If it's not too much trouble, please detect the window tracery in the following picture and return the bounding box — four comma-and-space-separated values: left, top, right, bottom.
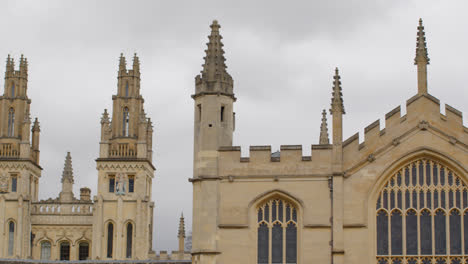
257, 198, 297, 264
376, 159, 468, 264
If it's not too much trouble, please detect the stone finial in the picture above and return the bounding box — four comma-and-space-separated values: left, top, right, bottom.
414, 18, 430, 66
330, 67, 345, 115
61, 152, 74, 183
133, 53, 140, 73
32, 118, 40, 132
201, 20, 228, 81
101, 109, 110, 124
178, 213, 185, 238
319, 109, 330, 144
119, 53, 126, 73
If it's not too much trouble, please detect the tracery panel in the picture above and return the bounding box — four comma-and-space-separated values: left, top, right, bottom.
376, 159, 468, 263
257, 199, 297, 264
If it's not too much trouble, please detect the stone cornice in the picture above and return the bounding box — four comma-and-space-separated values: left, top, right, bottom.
96, 158, 156, 171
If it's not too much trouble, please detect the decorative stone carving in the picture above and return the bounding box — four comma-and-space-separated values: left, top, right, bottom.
418, 120, 429, 130
115, 173, 127, 195
0, 173, 9, 193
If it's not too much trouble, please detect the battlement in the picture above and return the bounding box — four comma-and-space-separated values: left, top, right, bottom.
342, 93, 467, 169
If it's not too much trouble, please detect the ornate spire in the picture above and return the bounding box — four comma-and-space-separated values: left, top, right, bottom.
119, 53, 126, 73
178, 213, 185, 238
414, 18, 429, 66
319, 109, 330, 144
330, 67, 345, 115
133, 53, 140, 73
201, 20, 229, 81
101, 109, 110, 124
32, 118, 40, 132
61, 152, 74, 183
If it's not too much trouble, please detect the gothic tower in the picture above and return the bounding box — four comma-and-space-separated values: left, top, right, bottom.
191, 20, 235, 264
92, 54, 155, 260
0, 55, 41, 258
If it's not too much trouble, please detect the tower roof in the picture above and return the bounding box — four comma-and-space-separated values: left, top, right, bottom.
201, 20, 230, 81
414, 18, 430, 65
319, 109, 330, 144
61, 152, 74, 183
330, 67, 345, 114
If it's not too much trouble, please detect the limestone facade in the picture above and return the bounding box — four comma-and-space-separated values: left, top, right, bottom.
190, 20, 468, 264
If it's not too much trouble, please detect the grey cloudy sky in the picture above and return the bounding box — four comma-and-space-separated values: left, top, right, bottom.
1, 0, 467, 252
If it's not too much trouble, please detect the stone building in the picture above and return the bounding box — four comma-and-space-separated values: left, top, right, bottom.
190, 19, 468, 264
0, 54, 189, 262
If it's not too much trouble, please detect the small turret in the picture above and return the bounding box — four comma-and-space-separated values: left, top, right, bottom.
19, 54, 28, 79
5, 54, 14, 75
119, 53, 126, 74
133, 53, 140, 75
80, 187, 91, 201
414, 18, 430, 94
31, 118, 40, 163
178, 213, 186, 256
319, 109, 330, 144
59, 152, 75, 202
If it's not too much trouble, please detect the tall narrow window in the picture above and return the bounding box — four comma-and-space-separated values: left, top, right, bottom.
60, 242, 70, 260
79, 242, 89, 260
109, 176, 115, 193
40, 241, 51, 260
8, 108, 14, 137
11, 175, 17, 192
122, 107, 129, 136
125, 82, 129, 97
126, 223, 133, 258
220, 106, 225, 122
107, 223, 114, 258
8, 221, 14, 256
197, 104, 202, 122
257, 199, 297, 264
128, 176, 134, 193
376, 158, 468, 263
11, 84, 15, 97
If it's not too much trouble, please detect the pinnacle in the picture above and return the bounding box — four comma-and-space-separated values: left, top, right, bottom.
201, 19, 229, 81
101, 109, 110, 124
61, 152, 74, 183
414, 18, 429, 65
178, 212, 185, 238
319, 109, 330, 144
32, 118, 40, 132
119, 53, 126, 72
133, 53, 140, 70
330, 67, 345, 115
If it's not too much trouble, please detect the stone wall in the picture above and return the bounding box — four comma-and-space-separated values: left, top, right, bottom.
0, 259, 191, 264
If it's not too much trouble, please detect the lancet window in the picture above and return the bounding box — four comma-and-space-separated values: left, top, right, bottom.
79, 242, 89, 260
59, 241, 70, 260
257, 199, 297, 264
126, 223, 133, 258
11, 83, 15, 97
122, 107, 129, 136
107, 223, 114, 258
40, 241, 51, 260
376, 158, 468, 264
8, 221, 14, 256
8, 108, 14, 137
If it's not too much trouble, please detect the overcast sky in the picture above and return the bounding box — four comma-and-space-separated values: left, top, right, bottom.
1, 0, 467, 252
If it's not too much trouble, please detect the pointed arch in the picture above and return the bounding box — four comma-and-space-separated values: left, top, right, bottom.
105, 220, 115, 259
7, 108, 14, 137
122, 107, 129, 136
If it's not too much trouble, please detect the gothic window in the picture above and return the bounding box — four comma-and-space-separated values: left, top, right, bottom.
60, 241, 70, 260
220, 106, 225, 122
125, 82, 129, 97
40, 241, 51, 260
376, 159, 468, 263
8, 108, 14, 137
126, 223, 133, 258
8, 221, 14, 256
79, 242, 89, 260
109, 176, 115, 193
107, 222, 114, 258
11, 84, 15, 97
128, 176, 134, 193
11, 175, 17, 192
122, 107, 129, 136
257, 199, 297, 264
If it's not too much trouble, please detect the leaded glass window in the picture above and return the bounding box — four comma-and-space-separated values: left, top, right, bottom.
79, 242, 89, 260
60, 242, 70, 260
126, 223, 133, 258
257, 199, 297, 264
376, 159, 468, 263
40, 241, 51, 260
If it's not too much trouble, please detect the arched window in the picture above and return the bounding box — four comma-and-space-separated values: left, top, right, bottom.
257, 199, 297, 264
40, 241, 51, 260
126, 223, 133, 258
11, 83, 15, 97
8, 108, 14, 137
122, 107, 129, 136
107, 223, 114, 258
376, 159, 468, 264
79, 242, 89, 260
125, 82, 129, 97
8, 221, 14, 256
59, 241, 70, 260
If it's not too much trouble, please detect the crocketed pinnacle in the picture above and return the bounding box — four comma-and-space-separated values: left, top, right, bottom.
133, 53, 140, 72
5, 54, 14, 73
178, 213, 185, 238
319, 109, 330, 144
414, 18, 429, 65
32, 118, 40, 132
61, 152, 74, 183
201, 20, 229, 81
330, 67, 345, 115
119, 53, 126, 72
